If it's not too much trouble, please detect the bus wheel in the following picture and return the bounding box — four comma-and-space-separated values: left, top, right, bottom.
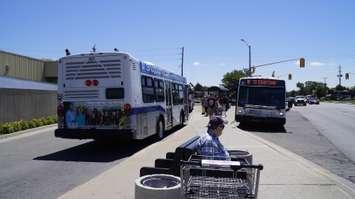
156, 119, 165, 140
179, 112, 185, 126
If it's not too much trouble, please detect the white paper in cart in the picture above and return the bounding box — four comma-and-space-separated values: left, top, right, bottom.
201, 159, 241, 167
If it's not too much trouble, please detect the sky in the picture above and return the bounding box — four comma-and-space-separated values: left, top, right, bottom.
1, 0, 355, 90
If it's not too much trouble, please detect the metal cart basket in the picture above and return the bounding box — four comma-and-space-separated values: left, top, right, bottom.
180, 156, 263, 199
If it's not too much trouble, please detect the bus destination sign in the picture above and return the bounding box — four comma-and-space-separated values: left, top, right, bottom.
242, 79, 284, 87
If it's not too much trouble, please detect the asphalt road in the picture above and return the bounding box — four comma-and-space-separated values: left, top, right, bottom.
295, 103, 355, 163
1, 103, 355, 198
0, 127, 160, 199
242, 103, 355, 184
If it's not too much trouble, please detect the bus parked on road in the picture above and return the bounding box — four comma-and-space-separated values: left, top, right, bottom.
55, 52, 189, 140
235, 77, 287, 126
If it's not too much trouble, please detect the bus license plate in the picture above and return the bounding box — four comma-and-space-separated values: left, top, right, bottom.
247, 109, 261, 116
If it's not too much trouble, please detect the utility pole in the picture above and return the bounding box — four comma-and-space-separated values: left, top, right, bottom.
180, 47, 184, 76
248, 45, 251, 76
337, 65, 342, 86
240, 39, 252, 76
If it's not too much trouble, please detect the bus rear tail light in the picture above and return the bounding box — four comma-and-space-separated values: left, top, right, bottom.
123, 103, 131, 114
93, 79, 99, 86
85, 80, 92, 86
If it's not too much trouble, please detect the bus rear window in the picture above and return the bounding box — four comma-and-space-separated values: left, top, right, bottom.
106, 88, 124, 99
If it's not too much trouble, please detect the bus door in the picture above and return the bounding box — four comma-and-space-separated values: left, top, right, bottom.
184, 85, 189, 118
165, 81, 173, 128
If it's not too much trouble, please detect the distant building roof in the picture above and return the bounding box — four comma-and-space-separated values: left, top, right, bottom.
0, 76, 57, 91
0, 49, 46, 62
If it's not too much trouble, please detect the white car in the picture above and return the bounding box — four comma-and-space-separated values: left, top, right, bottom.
295, 96, 307, 106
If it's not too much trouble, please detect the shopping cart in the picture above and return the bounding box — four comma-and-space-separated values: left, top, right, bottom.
180, 155, 263, 199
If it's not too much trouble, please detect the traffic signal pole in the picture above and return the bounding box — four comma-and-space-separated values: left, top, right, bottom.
248, 45, 251, 76
337, 65, 342, 86
253, 58, 302, 68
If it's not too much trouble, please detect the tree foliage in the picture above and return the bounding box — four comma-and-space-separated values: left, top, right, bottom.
291, 81, 329, 98
221, 70, 247, 91
193, 83, 204, 91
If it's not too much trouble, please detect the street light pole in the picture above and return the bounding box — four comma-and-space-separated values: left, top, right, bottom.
241, 39, 252, 76
248, 45, 251, 76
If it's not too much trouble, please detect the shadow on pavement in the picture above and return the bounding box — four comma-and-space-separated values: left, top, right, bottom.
237, 122, 287, 133
34, 125, 186, 163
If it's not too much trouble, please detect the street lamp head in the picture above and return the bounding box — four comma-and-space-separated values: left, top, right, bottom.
240, 38, 249, 46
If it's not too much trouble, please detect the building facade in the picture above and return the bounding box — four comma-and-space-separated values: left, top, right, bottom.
0, 50, 58, 83
0, 50, 58, 124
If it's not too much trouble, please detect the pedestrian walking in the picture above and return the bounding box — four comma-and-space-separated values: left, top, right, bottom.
206, 95, 217, 119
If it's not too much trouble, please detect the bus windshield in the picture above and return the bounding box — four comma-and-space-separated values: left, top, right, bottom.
238, 86, 285, 108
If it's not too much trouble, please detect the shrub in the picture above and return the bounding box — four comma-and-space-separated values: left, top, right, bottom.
28, 121, 36, 128
0, 115, 57, 135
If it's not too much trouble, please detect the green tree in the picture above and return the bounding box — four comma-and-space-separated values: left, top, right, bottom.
335, 84, 347, 91
287, 90, 298, 97
296, 82, 305, 95
304, 81, 329, 98
193, 83, 204, 91
221, 70, 247, 91
295, 81, 329, 98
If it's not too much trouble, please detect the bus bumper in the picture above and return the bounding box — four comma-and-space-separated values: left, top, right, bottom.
235, 115, 286, 125
54, 128, 133, 140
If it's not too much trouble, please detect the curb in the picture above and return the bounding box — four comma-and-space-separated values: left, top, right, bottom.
241, 128, 355, 196
0, 124, 57, 140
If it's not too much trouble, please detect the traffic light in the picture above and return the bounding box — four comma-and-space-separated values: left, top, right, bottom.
345, 73, 350, 80
299, 58, 305, 68
288, 73, 292, 80
272, 71, 275, 77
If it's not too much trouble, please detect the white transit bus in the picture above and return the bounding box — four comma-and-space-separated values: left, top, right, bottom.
55, 52, 189, 140
235, 77, 287, 126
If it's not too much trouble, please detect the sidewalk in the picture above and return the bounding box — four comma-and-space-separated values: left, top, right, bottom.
59, 107, 355, 199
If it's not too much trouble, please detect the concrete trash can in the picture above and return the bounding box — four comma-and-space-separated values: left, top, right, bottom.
229, 150, 253, 164
135, 174, 182, 199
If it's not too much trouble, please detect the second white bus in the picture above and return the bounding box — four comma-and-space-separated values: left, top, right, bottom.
235, 77, 287, 126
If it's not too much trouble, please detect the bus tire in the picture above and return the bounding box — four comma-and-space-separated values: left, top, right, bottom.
156, 118, 165, 140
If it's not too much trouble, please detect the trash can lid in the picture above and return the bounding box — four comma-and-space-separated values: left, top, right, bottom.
140, 175, 180, 188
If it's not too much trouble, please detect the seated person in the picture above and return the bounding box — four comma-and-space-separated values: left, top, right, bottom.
196, 116, 230, 160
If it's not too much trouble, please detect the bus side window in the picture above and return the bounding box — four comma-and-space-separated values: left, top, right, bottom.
141, 75, 155, 103
155, 79, 165, 102
172, 83, 179, 105
178, 84, 184, 104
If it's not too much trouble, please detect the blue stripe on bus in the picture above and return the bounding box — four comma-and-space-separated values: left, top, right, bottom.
131, 105, 165, 115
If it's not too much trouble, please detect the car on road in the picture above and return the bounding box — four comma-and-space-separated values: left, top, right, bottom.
308, 97, 320, 105
294, 96, 307, 106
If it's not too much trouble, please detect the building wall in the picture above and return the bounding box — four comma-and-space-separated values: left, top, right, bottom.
0, 88, 56, 124
0, 50, 45, 82
44, 61, 58, 83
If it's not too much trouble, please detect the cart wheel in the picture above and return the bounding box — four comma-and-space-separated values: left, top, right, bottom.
135, 174, 181, 199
